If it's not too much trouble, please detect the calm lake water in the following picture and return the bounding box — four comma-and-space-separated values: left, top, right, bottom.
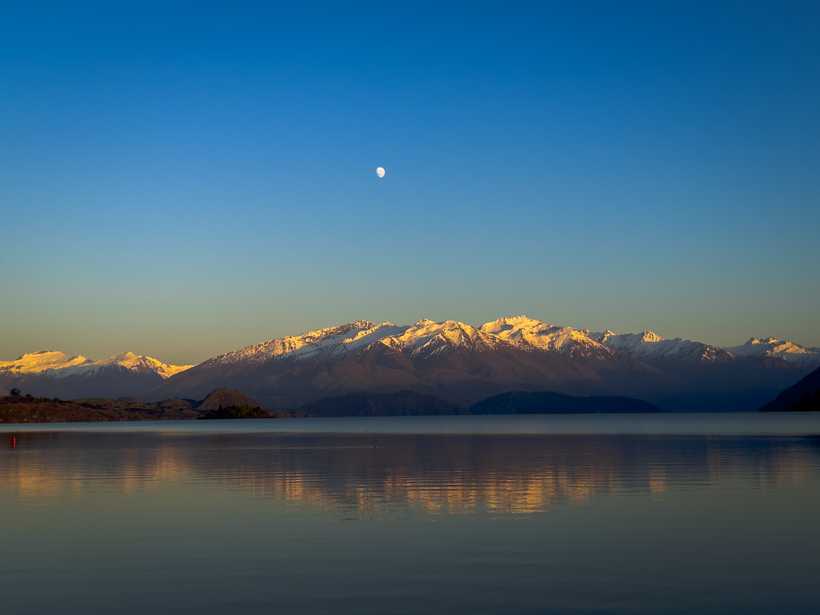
2, 414, 820, 614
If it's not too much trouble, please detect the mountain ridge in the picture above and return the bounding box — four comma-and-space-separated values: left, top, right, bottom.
0, 350, 192, 400
152, 316, 820, 411
0, 350, 191, 377
3, 316, 818, 409
187, 316, 819, 371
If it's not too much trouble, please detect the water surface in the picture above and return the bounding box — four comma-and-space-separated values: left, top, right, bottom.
2, 414, 819, 614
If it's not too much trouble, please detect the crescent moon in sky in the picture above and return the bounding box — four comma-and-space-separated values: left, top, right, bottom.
376, 166, 386, 178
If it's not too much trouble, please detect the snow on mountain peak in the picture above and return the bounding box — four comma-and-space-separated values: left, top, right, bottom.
104, 352, 192, 378
12, 319, 814, 385
595, 329, 731, 362
597, 329, 617, 341
743, 336, 803, 350
211, 317, 503, 362
0, 351, 91, 374
728, 336, 817, 365
385, 319, 495, 355
640, 330, 663, 343
205, 317, 763, 367
212, 320, 405, 364
55, 352, 192, 379
479, 315, 546, 332
480, 316, 611, 358
0, 350, 191, 379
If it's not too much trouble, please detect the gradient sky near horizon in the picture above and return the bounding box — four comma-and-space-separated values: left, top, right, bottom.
2, 2, 820, 364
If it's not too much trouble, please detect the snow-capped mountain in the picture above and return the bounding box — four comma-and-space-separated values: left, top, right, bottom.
5, 317, 818, 409
0, 350, 191, 378
0, 350, 191, 399
53, 351, 192, 379
0, 350, 92, 374
197, 316, 747, 368
480, 316, 612, 358
153, 316, 820, 410
727, 337, 820, 367
211, 321, 407, 365
594, 330, 734, 363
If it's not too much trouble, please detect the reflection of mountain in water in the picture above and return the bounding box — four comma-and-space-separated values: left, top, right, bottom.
3, 433, 820, 515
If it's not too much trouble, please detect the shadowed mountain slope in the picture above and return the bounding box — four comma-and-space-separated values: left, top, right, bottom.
761, 367, 820, 411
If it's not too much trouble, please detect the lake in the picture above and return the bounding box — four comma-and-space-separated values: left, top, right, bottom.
2, 414, 820, 614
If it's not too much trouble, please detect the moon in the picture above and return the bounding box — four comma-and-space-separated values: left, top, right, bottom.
376, 166, 386, 178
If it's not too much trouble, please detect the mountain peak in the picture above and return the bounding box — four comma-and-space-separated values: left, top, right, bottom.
113, 351, 140, 361
729, 336, 814, 364
211, 320, 404, 365
479, 315, 545, 332
99, 352, 192, 378
479, 316, 610, 358
0, 351, 91, 374
745, 336, 789, 347
0, 349, 190, 379
371, 319, 497, 357
641, 330, 663, 343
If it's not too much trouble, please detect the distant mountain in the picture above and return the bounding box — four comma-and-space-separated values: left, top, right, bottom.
300, 391, 460, 417
760, 366, 820, 411
5, 317, 818, 410
470, 391, 658, 414
594, 329, 734, 363
0, 350, 191, 399
154, 317, 820, 411
728, 337, 820, 367
0, 350, 93, 374
155, 318, 627, 409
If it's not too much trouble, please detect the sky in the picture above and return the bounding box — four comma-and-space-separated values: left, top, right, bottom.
2, 2, 819, 364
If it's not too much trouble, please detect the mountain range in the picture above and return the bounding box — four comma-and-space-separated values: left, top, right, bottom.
2, 316, 819, 411
0, 350, 191, 399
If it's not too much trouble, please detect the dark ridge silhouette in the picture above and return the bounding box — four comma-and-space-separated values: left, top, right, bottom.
195, 388, 279, 419
0, 387, 280, 423
0, 394, 199, 423
470, 391, 658, 414
196, 388, 261, 411
761, 366, 820, 411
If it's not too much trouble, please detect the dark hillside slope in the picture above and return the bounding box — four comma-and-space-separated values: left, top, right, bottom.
761, 367, 820, 411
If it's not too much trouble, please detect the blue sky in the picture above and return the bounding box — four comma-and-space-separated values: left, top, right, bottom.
2, 2, 819, 363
